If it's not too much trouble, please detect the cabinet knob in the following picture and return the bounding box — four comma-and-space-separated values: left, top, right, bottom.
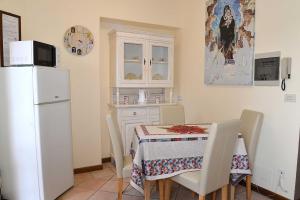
133, 111, 137, 115
54, 96, 59, 99
144, 58, 146, 65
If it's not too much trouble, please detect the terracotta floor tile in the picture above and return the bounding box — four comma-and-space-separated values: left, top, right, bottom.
100, 179, 129, 193
74, 173, 93, 186
253, 192, 272, 200
235, 185, 246, 194
111, 174, 131, 182
76, 178, 108, 191
174, 186, 197, 200
122, 194, 145, 200
103, 162, 115, 169
57, 187, 94, 200
110, 174, 119, 181
88, 191, 117, 200
123, 185, 143, 197
90, 168, 115, 180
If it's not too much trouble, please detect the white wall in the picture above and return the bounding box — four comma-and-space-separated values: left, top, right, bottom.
176, 0, 300, 199
1, 0, 182, 168
1, 0, 299, 198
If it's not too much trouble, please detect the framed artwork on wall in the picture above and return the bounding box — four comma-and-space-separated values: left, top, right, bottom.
0, 10, 21, 67
204, 0, 255, 85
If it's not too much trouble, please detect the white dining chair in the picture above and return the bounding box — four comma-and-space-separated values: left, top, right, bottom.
106, 112, 132, 200
164, 119, 241, 200
160, 104, 185, 125
230, 109, 264, 200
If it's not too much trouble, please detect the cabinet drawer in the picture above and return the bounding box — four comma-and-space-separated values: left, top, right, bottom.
148, 107, 159, 116
120, 108, 147, 117
152, 121, 160, 125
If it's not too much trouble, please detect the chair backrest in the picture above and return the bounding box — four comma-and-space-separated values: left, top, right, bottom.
159, 104, 185, 125
240, 109, 264, 169
106, 111, 124, 178
199, 119, 240, 195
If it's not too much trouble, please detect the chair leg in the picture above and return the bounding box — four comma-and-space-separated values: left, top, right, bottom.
221, 185, 228, 200
155, 180, 159, 191
199, 195, 205, 200
230, 185, 235, 200
212, 191, 217, 200
192, 192, 196, 198
165, 179, 172, 200
117, 178, 123, 200
144, 180, 151, 200
246, 175, 252, 200
159, 180, 165, 200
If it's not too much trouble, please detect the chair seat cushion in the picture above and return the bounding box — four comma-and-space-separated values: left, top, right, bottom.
122, 155, 133, 178
172, 171, 202, 193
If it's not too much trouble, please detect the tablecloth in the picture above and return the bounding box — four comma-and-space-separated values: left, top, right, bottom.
130, 124, 251, 194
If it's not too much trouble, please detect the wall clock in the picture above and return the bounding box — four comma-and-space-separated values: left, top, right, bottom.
64, 25, 94, 56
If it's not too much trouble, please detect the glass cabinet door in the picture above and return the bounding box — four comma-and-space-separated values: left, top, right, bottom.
121, 40, 146, 83
149, 43, 171, 83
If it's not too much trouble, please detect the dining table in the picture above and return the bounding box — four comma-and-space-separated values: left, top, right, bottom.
129, 124, 251, 198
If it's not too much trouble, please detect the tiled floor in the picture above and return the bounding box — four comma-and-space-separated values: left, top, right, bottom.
58, 163, 271, 200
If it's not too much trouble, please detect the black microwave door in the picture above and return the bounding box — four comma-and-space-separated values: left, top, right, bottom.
33, 41, 56, 67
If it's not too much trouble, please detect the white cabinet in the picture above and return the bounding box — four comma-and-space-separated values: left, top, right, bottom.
110, 31, 174, 88
108, 31, 176, 156
115, 106, 160, 155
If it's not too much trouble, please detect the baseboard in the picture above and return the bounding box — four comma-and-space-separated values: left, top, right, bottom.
73, 157, 111, 174
102, 157, 111, 163
73, 164, 103, 174
240, 181, 289, 200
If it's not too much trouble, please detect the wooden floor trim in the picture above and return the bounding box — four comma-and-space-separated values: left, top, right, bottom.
74, 165, 103, 174
240, 181, 289, 200
102, 157, 111, 163
73, 157, 112, 174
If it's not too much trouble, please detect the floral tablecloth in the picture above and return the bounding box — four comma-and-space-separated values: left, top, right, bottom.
130, 124, 251, 194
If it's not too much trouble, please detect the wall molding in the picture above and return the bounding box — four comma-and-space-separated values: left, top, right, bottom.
240, 182, 289, 200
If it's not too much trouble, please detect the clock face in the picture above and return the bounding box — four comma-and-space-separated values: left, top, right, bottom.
64, 25, 94, 56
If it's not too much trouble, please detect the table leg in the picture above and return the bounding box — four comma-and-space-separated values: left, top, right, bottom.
155, 180, 159, 191
246, 175, 252, 200
221, 185, 228, 200
165, 179, 172, 200
230, 185, 235, 200
159, 179, 165, 200
212, 191, 217, 200
144, 180, 151, 200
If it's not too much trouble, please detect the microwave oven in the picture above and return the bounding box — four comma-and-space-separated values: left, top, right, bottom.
9, 40, 56, 67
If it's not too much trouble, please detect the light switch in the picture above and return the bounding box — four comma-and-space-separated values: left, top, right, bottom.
284, 94, 296, 103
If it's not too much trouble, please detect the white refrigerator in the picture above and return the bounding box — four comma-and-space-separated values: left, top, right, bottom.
0, 66, 74, 200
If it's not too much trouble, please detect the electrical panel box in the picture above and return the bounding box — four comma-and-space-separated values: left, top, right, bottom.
254, 52, 281, 86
